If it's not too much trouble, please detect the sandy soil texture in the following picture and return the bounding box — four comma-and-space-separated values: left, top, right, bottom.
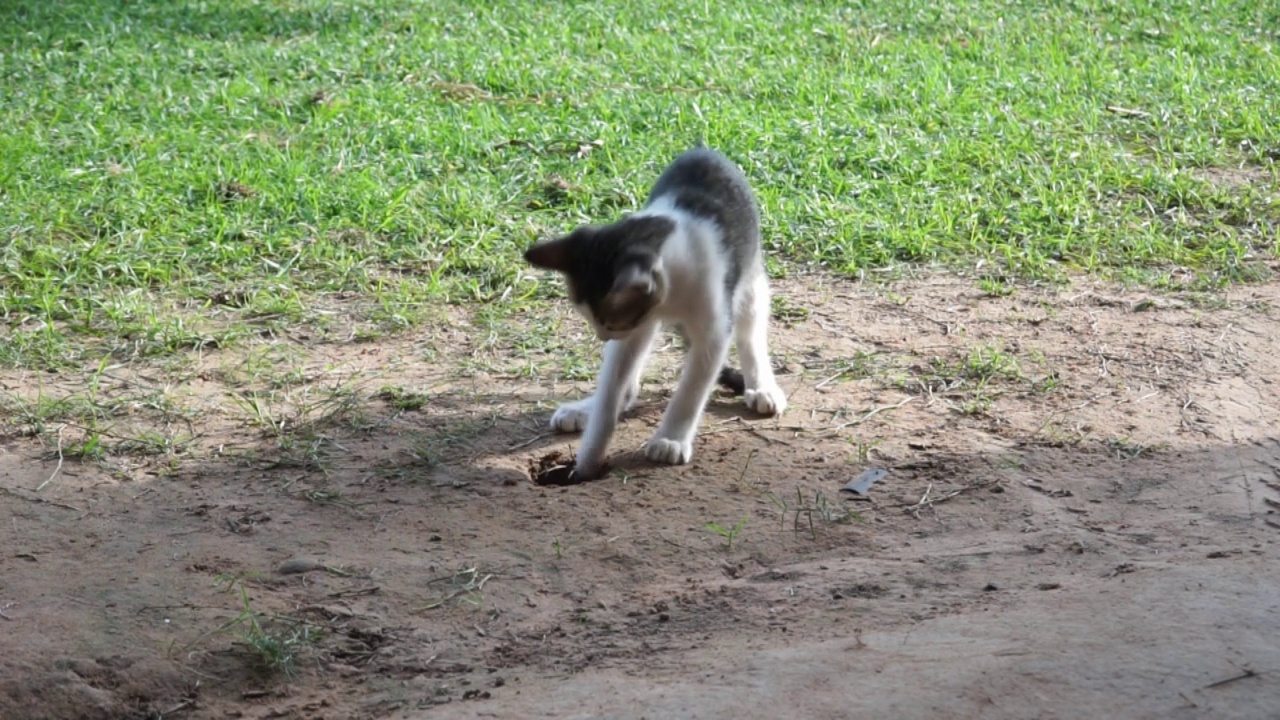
2, 274, 1278, 719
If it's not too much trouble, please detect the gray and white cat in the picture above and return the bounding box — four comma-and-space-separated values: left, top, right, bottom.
523, 146, 787, 480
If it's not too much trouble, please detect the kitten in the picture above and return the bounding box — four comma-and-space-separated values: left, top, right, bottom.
523, 146, 787, 480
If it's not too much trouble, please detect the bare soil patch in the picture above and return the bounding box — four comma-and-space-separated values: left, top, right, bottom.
2, 273, 1279, 719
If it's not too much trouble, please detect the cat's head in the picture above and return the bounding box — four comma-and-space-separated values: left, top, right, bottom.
523, 215, 673, 341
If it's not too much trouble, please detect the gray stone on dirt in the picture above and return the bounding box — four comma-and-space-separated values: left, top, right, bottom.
841, 468, 889, 496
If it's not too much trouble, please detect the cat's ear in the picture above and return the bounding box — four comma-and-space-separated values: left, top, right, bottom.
609, 263, 656, 298
523, 235, 573, 273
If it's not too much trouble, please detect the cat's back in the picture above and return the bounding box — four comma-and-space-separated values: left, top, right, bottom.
645, 146, 760, 247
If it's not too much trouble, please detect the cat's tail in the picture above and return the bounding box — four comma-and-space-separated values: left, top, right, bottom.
717, 366, 746, 396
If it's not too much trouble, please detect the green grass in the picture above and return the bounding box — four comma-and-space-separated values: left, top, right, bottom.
2, 0, 1278, 370
704, 515, 750, 551
208, 574, 319, 677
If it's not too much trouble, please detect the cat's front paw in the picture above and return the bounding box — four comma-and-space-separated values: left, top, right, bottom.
573, 459, 604, 481
550, 400, 591, 433
645, 436, 694, 465
744, 385, 787, 416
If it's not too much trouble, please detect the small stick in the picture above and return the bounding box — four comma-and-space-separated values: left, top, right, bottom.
828, 396, 915, 430
135, 604, 224, 615
0, 487, 84, 513
1105, 105, 1150, 118
160, 699, 195, 716
1203, 668, 1257, 689
746, 424, 788, 445
736, 449, 758, 485
910, 483, 934, 518
507, 432, 553, 451
703, 397, 914, 439
327, 586, 380, 598
904, 479, 1000, 515
659, 535, 698, 551
1027, 393, 1106, 441
35, 424, 66, 492
1124, 391, 1159, 405
813, 370, 845, 390
918, 379, 938, 406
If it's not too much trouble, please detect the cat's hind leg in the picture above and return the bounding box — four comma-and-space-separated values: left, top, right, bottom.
733, 272, 787, 416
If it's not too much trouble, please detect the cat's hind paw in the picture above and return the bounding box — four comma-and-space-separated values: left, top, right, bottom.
744, 385, 787, 416
550, 400, 592, 433
645, 436, 693, 465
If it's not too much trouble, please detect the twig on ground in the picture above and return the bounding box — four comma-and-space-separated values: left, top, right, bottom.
1026, 392, 1108, 441
910, 483, 934, 518
736, 448, 758, 485
813, 370, 844, 390
35, 424, 66, 491
659, 535, 698, 551
810, 397, 915, 434
507, 432, 553, 451
160, 699, 195, 716
705, 417, 792, 445
0, 486, 84, 513
901, 479, 1000, 517
1202, 668, 1257, 690
328, 586, 380, 598
1105, 105, 1150, 118
702, 397, 914, 440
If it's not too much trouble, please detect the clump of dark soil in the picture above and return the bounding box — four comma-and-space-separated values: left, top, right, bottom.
529, 450, 587, 486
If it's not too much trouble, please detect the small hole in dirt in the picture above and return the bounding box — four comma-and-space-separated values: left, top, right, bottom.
528, 450, 601, 486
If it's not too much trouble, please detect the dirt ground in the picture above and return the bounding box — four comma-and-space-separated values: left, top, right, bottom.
2, 272, 1279, 720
